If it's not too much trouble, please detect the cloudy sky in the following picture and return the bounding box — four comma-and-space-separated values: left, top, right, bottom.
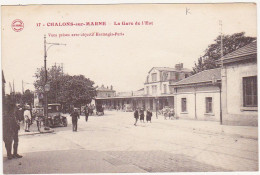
1, 3, 257, 93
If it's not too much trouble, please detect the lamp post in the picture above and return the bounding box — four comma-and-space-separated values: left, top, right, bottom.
43, 35, 66, 130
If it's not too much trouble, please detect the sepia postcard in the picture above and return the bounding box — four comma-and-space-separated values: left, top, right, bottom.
1, 2, 258, 174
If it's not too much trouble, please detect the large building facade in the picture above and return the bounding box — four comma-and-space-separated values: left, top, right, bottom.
95, 63, 191, 110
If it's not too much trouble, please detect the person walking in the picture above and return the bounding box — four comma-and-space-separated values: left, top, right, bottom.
70, 108, 80, 132
23, 105, 31, 132
84, 105, 89, 122
134, 108, 139, 126
146, 109, 152, 123
139, 107, 145, 123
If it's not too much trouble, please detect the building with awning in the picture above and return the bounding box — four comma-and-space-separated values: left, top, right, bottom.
95, 63, 191, 111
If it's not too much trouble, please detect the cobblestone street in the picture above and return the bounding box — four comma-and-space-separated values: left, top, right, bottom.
3, 111, 258, 173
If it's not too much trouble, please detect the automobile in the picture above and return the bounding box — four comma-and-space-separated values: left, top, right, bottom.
123, 104, 133, 112
96, 104, 104, 116
47, 103, 68, 127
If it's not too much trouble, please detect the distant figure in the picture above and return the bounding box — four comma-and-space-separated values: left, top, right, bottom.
146, 109, 152, 123
134, 109, 139, 126
70, 109, 80, 132
84, 106, 89, 122
23, 105, 31, 132
169, 108, 175, 120
139, 108, 145, 123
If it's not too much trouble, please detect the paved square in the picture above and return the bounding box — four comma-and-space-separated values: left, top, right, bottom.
3, 111, 258, 173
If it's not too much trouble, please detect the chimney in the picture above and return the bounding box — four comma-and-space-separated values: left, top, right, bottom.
175, 63, 183, 70
107, 86, 109, 89
111, 85, 113, 90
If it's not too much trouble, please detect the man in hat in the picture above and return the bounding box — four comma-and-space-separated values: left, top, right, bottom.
134, 108, 139, 126
3, 103, 23, 159
23, 105, 31, 132
70, 108, 80, 131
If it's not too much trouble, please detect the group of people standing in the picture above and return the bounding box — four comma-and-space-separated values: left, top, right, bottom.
134, 108, 152, 126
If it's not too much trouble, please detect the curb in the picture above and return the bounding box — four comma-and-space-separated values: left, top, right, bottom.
19, 130, 55, 136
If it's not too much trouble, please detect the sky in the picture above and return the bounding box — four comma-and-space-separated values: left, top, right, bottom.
1, 3, 257, 94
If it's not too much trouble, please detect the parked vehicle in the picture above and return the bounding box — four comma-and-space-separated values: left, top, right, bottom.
47, 104, 68, 127
96, 104, 104, 116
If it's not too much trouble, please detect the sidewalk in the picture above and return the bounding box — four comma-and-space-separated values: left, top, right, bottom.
19, 121, 54, 136
155, 115, 258, 140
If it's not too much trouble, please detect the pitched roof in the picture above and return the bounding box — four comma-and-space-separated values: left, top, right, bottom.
172, 68, 221, 86
221, 40, 257, 62
148, 67, 191, 73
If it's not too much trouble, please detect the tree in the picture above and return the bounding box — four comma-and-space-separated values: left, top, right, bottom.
59, 75, 96, 107
34, 64, 96, 107
22, 89, 34, 106
192, 32, 256, 74
34, 65, 64, 103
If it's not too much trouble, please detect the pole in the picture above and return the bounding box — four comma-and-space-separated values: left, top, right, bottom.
156, 97, 158, 119
22, 80, 24, 94
219, 20, 224, 63
219, 84, 222, 125
44, 35, 49, 130
194, 87, 197, 119
219, 20, 223, 125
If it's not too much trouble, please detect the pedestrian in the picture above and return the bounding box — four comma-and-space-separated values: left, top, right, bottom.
146, 109, 152, 123
3, 103, 23, 160
169, 108, 175, 119
134, 108, 139, 126
139, 107, 145, 123
84, 105, 89, 122
23, 105, 31, 132
70, 108, 80, 132
17, 104, 24, 123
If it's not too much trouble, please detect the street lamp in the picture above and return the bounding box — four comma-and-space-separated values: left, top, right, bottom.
43, 35, 66, 130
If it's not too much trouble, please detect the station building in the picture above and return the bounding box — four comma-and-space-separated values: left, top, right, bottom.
95, 63, 192, 110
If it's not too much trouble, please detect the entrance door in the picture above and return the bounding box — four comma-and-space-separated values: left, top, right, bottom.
149, 99, 153, 110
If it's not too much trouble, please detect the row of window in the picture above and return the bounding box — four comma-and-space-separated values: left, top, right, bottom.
146, 84, 168, 95
181, 97, 213, 113
149, 72, 189, 82
181, 75, 258, 113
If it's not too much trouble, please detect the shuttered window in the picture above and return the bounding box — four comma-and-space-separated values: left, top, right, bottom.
243, 76, 257, 107
206, 97, 213, 113
181, 98, 187, 112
